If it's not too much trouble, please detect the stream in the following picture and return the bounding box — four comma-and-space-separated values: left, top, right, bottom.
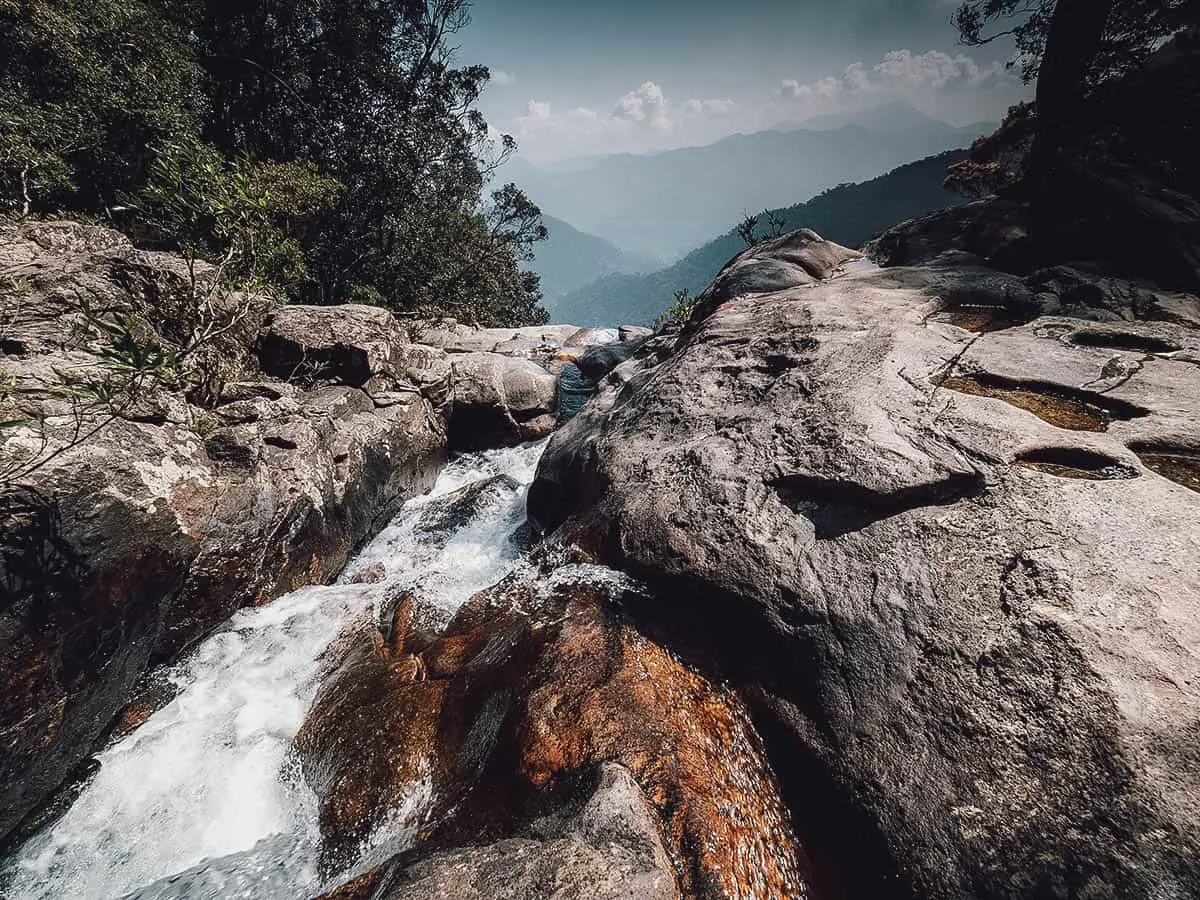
1, 441, 547, 900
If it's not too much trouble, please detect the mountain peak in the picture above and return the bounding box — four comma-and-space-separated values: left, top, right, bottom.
792, 101, 951, 134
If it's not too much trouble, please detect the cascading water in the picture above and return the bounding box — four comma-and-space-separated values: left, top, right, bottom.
1, 440, 547, 900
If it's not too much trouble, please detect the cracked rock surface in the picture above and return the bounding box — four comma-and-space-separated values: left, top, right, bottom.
530, 254, 1200, 899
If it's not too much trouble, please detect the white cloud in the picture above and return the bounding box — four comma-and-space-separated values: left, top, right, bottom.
510, 48, 1025, 161
614, 81, 670, 127
683, 98, 735, 118
517, 82, 735, 141
490, 69, 516, 87
777, 48, 1015, 107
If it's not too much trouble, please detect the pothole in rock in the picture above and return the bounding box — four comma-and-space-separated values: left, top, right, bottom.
1129, 443, 1200, 493
1068, 330, 1182, 354
936, 373, 1150, 432
1014, 447, 1139, 480
934, 304, 1036, 334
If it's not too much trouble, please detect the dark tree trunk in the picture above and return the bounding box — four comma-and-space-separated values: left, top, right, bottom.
1028, 0, 1115, 182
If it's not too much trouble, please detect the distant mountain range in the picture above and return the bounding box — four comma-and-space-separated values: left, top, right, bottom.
545, 148, 969, 327
530, 215, 661, 305
509, 102, 992, 262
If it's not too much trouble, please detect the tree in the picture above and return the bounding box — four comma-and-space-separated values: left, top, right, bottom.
0, 0, 204, 215
0, 0, 548, 327
188, 0, 548, 323
954, 0, 1194, 87
954, 0, 1196, 184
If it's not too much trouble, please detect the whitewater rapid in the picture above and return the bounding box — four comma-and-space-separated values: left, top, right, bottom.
1, 441, 547, 900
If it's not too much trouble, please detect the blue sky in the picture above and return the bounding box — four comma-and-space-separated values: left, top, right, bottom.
456, 0, 1030, 162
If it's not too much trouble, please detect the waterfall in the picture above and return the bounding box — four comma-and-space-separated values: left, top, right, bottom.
2, 441, 547, 900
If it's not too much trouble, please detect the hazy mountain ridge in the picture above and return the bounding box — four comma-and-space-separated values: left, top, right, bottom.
546, 148, 969, 326
531, 215, 662, 303
511, 104, 990, 260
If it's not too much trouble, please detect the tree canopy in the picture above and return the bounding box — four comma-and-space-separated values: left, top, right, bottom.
950, 0, 1198, 192
954, 0, 1195, 88
0, 0, 547, 326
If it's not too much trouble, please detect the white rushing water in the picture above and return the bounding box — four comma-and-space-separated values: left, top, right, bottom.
1, 441, 546, 900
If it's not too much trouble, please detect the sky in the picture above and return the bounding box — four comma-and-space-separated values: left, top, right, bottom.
456, 0, 1032, 163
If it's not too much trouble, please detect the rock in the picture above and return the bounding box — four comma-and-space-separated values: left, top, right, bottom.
299, 571, 811, 899
690, 228, 862, 321
0, 220, 271, 363
318, 764, 679, 900
530, 260, 1200, 898
447, 353, 557, 451
574, 337, 647, 381
864, 196, 1034, 271
412, 474, 522, 539
0, 223, 448, 844
619, 325, 654, 342
414, 322, 584, 355
256, 304, 452, 406
563, 326, 618, 346
412, 320, 621, 373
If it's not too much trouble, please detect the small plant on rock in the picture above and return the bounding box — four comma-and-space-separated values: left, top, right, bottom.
654, 288, 699, 330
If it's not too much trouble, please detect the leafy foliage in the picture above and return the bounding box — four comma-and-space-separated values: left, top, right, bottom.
653, 289, 699, 330
736, 209, 788, 248
952, 1, 1198, 193
0, 0, 204, 214
0, 0, 547, 326
953, 0, 1194, 87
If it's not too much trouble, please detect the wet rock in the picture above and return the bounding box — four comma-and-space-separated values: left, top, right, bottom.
299, 573, 810, 899
447, 353, 557, 451
319, 764, 679, 900
413, 474, 522, 539
530, 258, 1200, 898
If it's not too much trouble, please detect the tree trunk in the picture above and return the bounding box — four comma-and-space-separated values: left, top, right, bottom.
1028, 0, 1115, 182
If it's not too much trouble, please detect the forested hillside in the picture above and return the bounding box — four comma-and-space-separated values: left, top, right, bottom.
530, 215, 660, 304
0, 0, 548, 326
549, 149, 968, 326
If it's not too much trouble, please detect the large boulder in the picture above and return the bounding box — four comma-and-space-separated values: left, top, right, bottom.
0, 223, 447, 845
447, 352, 557, 451
299, 571, 811, 899
414, 321, 584, 354
256, 304, 452, 408
530, 260, 1200, 898
689, 228, 862, 322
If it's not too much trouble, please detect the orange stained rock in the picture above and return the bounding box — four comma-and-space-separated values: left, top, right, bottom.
517, 595, 810, 900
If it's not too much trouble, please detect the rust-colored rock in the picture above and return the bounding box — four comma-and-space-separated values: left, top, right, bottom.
300, 573, 810, 899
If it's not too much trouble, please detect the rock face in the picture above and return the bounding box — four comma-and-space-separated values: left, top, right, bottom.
447, 352, 558, 451
690, 228, 863, 321
257, 304, 452, 407
299, 568, 811, 899
530, 251, 1200, 897
0, 222, 447, 843
414, 321, 614, 357
321, 763, 680, 900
